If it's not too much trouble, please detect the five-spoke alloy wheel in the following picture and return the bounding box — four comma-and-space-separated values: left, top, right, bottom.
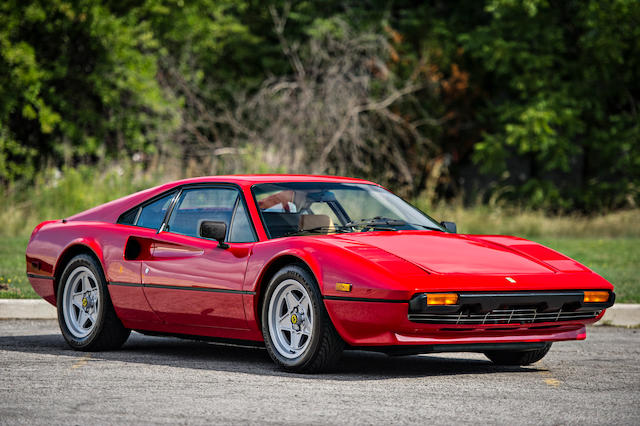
268, 279, 314, 359
262, 265, 344, 373
57, 254, 130, 351
62, 266, 100, 338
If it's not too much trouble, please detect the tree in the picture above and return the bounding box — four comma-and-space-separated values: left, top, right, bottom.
165, 11, 442, 196
462, 0, 640, 210
0, 0, 177, 182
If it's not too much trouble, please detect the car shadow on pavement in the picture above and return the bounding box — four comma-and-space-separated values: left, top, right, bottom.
0, 331, 542, 380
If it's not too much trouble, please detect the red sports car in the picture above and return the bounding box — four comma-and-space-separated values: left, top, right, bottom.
26, 175, 615, 372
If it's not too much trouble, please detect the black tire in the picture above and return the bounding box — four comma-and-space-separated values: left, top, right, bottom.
484, 343, 552, 366
261, 265, 344, 373
57, 254, 130, 351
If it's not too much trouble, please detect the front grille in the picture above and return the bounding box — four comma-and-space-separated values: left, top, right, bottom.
408, 308, 602, 325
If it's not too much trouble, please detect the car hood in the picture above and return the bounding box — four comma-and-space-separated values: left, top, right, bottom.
334, 231, 559, 275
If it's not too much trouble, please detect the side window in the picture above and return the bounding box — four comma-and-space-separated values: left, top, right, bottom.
229, 200, 256, 243
136, 193, 175, 230
167, 188, 238, 238
117, 208, 139, 225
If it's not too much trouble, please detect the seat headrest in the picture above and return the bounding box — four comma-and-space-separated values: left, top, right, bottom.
299, 214, 331, 231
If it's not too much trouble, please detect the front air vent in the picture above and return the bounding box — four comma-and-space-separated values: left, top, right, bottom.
408, 308, 602, 325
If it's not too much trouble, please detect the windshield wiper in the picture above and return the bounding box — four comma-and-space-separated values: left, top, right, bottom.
281, 217, 442, 237
343, 217, 406, 231
345, 217, 445, 232
281, 226, 349, 238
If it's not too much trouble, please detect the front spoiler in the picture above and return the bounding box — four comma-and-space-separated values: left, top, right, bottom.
357, 342, 549, 356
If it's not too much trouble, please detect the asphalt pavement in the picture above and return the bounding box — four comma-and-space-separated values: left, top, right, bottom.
0, 320, 638, 425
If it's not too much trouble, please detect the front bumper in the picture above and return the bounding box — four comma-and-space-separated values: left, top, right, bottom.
323, 290, 614, 347
408, 290, 614, 325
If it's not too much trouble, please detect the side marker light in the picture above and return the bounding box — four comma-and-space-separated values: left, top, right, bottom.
336, 283, 352, 292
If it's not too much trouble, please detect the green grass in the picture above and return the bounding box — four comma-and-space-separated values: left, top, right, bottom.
0, 162, 171, 239
2, 233, 638, 302
0, 236, 37, 298
1, 164, 638, 302
535, 238, 639, 303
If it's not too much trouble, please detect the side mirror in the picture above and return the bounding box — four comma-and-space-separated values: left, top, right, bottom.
441, 221, 457, 233
199, 220, 229, 249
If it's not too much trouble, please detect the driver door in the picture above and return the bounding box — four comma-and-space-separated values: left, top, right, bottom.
141, 186, 257, 329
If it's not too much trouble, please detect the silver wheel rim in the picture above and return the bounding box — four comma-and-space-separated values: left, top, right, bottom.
268, 279, 314, 359
62, 266, 100, 338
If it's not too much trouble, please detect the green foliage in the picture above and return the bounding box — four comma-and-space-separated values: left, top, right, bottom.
536, 238, 640, 303
3, 198, 639, 300
0, 161, 167, 237
0, 236, 36, 299
0, 0, 178, 181
135, 0, 264, 91
1, 0, 638, 211
462, 0, 640, 210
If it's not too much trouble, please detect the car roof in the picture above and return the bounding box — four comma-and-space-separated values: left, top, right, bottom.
66, 174, 377, 223
167, 174, 376, 188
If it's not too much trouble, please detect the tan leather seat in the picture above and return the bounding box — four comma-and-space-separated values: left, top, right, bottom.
299, 214, 334, 233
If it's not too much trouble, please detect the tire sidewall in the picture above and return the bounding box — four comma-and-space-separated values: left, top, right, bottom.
57, 254, 108, 349
261, 265, 324, 370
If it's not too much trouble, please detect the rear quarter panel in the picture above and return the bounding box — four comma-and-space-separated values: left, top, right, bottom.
26, 221, 158, 322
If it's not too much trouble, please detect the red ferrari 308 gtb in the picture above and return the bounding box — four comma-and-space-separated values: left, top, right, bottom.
26, 175, 615, 372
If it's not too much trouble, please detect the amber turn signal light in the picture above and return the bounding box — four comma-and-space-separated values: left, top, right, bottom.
336, 283, 352, 292
584, 291, 609, 303
426, 293, 459, 305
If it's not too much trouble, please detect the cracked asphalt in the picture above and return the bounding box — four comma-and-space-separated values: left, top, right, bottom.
0, 320, 638, 425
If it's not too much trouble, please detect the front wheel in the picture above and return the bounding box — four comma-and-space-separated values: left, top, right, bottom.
262, 265, 344, 373
57, 254, 130, 351
484, 343, 552, 366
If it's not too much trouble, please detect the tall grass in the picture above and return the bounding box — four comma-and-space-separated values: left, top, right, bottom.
2, 162, 172, 237
417, 200, 640, 239
1, 163, 639, 301
4, 163, 640, 239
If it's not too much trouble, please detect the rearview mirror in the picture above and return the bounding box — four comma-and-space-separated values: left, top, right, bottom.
199, 220, 229, 249
306, 191, 336, 203
441, 221, 457, 233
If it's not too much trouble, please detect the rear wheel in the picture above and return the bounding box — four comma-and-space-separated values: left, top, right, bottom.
262, 265, 344, 373
484, 343, 552, 366
57, 254, 130, 351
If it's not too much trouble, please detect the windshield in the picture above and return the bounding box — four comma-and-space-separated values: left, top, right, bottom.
252, 182, 445, 238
